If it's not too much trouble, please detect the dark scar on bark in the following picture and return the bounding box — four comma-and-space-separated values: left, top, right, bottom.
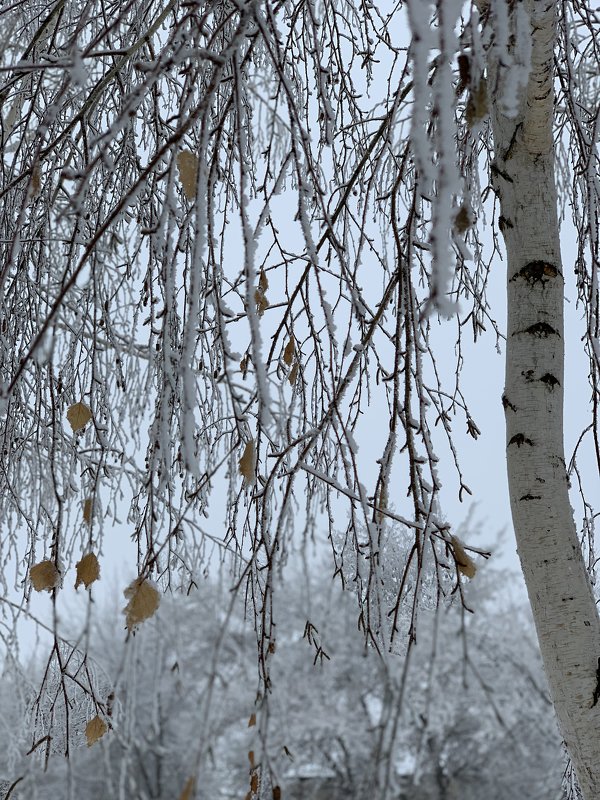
508, 433, 533, 447
491, 163, 514, 183
510, 261, 559, 284
518, 322, 559, 338
502, 394, 517, 412
540, 373, 560, 388
592, 658, 600, 707
519, 494, 541, 501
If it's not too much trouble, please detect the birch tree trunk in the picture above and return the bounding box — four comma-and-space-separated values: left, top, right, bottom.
491, 2, 600, 795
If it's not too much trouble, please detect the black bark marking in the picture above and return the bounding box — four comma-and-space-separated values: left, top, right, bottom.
498, 215, 514, 233
540, 373, 560, 388
508, 433, 534, 448
524, 322, 559, 338
521, 369, 535, 381
490, 162, 514, 183
502, 393, 517, 412
592, 658, 600, 707
503, 123, 521, 160
510, 260, 559, 285
519, 494, 541, 501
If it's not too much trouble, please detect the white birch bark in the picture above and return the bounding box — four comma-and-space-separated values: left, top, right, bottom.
491, 3, 600, 796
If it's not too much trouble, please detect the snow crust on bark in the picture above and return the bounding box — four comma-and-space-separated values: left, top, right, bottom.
492, 2, 600, 796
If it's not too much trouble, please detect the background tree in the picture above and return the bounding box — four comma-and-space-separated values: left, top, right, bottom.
1, 0, 599, 796
0, 562, 563, 799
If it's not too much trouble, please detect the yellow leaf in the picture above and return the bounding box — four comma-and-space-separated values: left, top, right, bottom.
30, 560, 60, 592
67, 402, 92, 432
177, 150, 198, 200
83, 498, 93, 525
254, 288, 269, 317
179, 777, 196, 800
85, 715, 107, 747
239, 440, 256, 486
259, 269, 269, 293
288, 361, 299, 386
75, 553, 100, 590
451, 535, 477, 579
283, 338, 295, 366
123, 578, 160, 631
248, 713, 256, 727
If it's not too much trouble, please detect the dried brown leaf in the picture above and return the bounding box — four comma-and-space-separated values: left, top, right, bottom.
283, 338, 295, 366
177, 150, 198, 200
250, 773, 259, 793
85, 715, 107, 747
67, 402, 92, 432
254, 288, 269, 317
179, 777, 196, 800
75, 553, 100, 590
83, 498, 93, 525
288, 361, 299, 386
240, 354, 249, 378
259, 269, 269, 293
272, 787, 281, 800
248, 713, 256, 727
123, 578, 160, 630
30, 560, 60, 592
451, 535, 477, 579
239, 440, 256, 486
248, 750, 255, 767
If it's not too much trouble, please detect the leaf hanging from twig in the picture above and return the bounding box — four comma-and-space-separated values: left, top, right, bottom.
451, 535, 477, 578
177, 150, 198, 199
239, 439, 256, 486
75, 553, 100, 589
85, 715, 107, 747
254, 288, 269, 317
123, 578, 160, 630
67, 402, 92, 432
283, 338, 295, 366
30, 560, 60, 592
83, 498, 93, 525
